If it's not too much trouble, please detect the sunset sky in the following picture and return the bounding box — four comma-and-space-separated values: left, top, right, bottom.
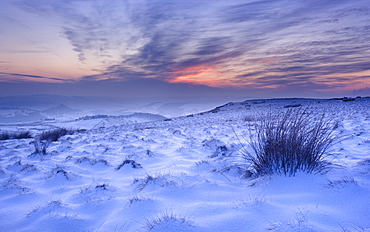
1, 0, 369, 98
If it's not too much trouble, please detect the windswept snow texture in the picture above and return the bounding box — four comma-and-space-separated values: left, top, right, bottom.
1, 98, 370, 231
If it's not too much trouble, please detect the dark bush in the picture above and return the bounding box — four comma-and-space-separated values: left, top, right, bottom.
284, 104, 302, 108
31, 127, 74, 155
0, 131, 33, 140
242, 108, 339, 177
38, 127, 73, 142
116, 159, 142, 170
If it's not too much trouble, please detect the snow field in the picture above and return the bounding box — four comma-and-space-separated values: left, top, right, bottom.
1, 98, 370, 231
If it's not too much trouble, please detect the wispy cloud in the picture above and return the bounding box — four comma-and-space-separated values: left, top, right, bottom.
0, 72, 68, 82
6, 0, 370, 96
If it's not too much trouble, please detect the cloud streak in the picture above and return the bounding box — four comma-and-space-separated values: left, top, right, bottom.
0, 72, 68, 82
2, 0, 370, 97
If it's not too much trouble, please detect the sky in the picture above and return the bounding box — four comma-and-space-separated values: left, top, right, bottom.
0, 0, 370, 99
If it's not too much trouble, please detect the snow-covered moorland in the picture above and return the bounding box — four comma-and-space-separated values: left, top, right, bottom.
1, 98, 370, 231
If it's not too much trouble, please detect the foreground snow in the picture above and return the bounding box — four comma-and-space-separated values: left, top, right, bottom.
1, 98, 370, 231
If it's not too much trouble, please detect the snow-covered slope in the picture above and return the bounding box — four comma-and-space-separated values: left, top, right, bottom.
1, 98, 369, 231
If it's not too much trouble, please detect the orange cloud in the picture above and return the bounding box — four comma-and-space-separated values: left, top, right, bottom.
169, 64, 230, 87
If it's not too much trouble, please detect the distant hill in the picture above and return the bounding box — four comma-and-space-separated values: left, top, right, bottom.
42, 104, 81, 118
0, 111, 45, 123
75, 112, 167, 130
0, 94, 237, 117
77, 112, 166, 122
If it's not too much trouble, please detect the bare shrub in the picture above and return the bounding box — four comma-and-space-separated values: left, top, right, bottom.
31, 128, 73, 156
32, 140, 50, 155
145, 211, 191, 231
242, 108, 339, 177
